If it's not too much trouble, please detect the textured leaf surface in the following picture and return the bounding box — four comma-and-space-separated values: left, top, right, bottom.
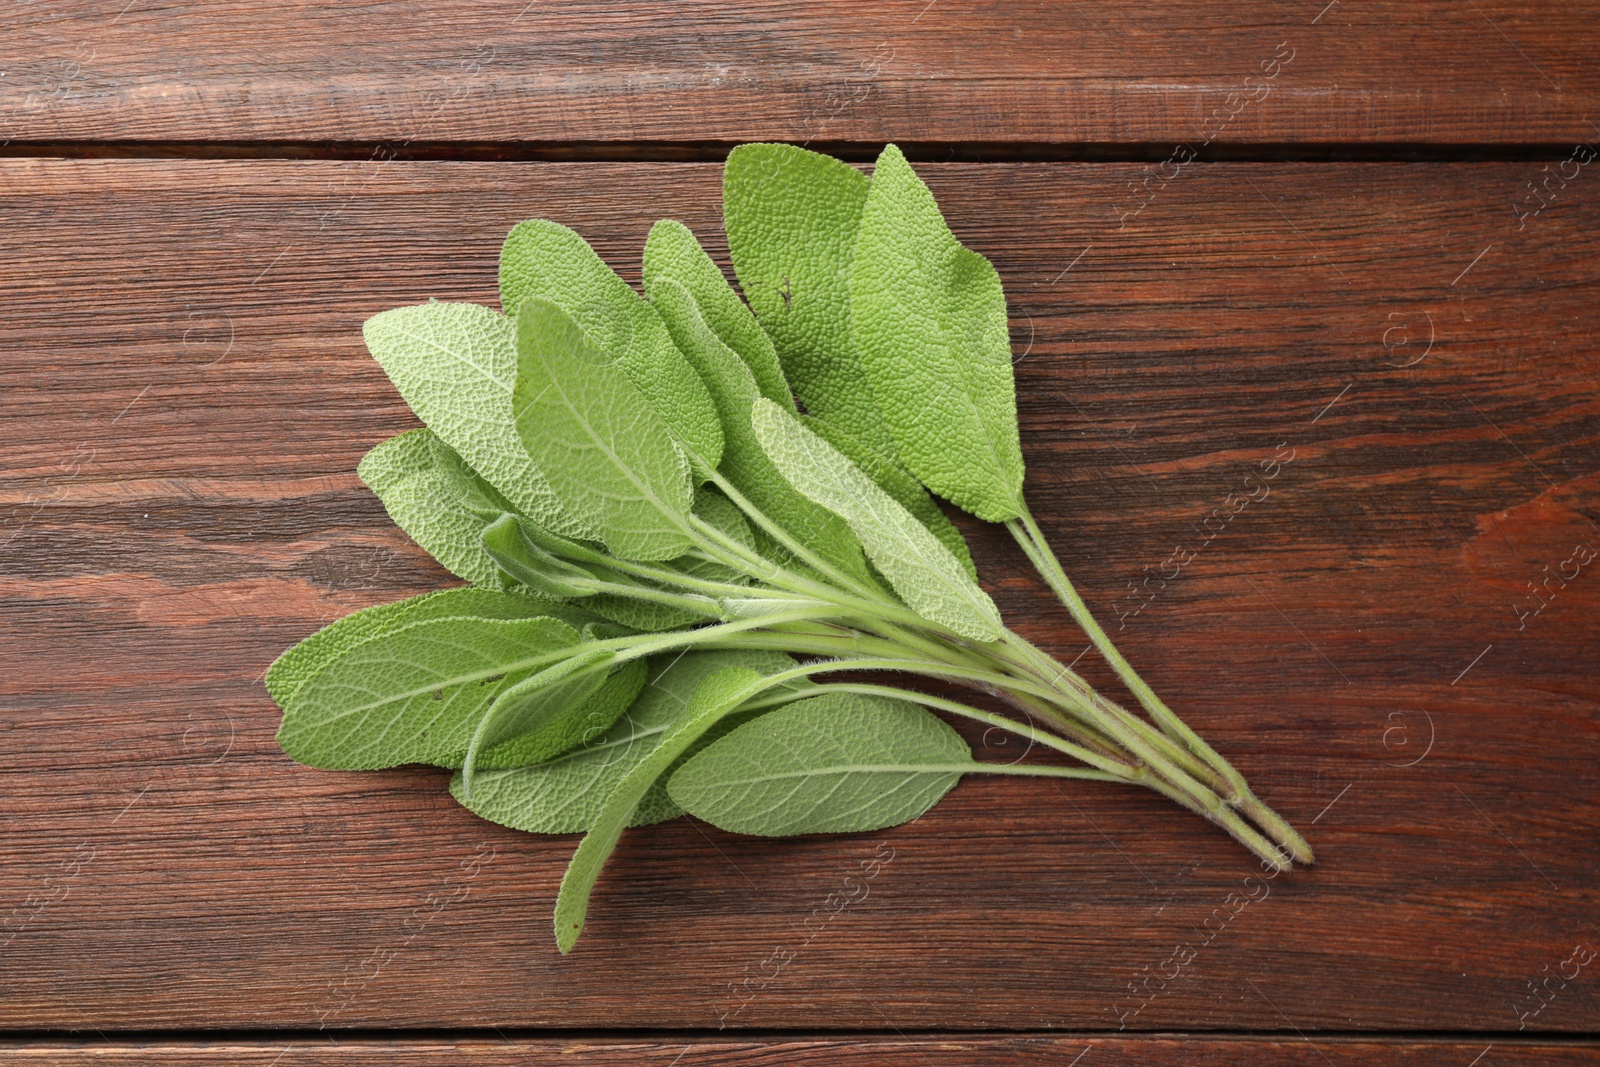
481, 513, 601, 599
723, 144, 887, 447
276, 615, 581, 770
482, 514, 715, 629
265, 588, 580, 709
359, 428, 519, 588
361, 301, 590, 537
641, 219, 794, 412
723, 145, 949, 535
645, 275, 867, 580
807, 413, 977, 580
512, 296, 694, 561
583, 594, 708, 633
444, 657, 648, 772
499, 218, 722, 468
850, 144, 1025, 522
461, 648, 615, 786
751, 399, 1003, 642
450, 650, 802, 833
553, 665, 772, 953
668, 691, 972, 836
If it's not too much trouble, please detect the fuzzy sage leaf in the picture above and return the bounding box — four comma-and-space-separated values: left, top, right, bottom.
668, 691, 972, 835
750, 398, 1003, 642
723, 143, 887, 449
721, 144, 975, 564
850, 143, 1026, 522
461, 647, 616, 792
265, 587, 588, 709
359, 428, 524, 589
362, 301, 592, 538
512, 295, 696, 562
482, 513, 604, 599
642, 219, 795, 413
805, 413, 978, 580
276, 615, 583, 770
500, 218, 724, 471
445, 657, 647, 773
449, 649, 805, 833
645, 274, 869, 580
554, 665, 773, 953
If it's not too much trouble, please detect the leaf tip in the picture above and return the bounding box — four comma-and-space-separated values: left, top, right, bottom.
875, 141, 907, 167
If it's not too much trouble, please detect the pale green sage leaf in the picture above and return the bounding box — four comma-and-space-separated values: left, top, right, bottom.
645, 274, 868, 581
850, 144, 1025, 522
750, 398, 1003, 642
444, 656, 648, 772
266, 587, 588, 709
641, 219, 794, 411
461, 648, 616, 790
276, 615, 582, 770
362, 301, 591, 538
512, 295, 695, 561
358, 428, 523, 589
806, 413, 977, 580
499, 218, 723, 469
553, 665, 771, 952
450, 649, 804, 834
722, 144, 888, 448
482, 513, 601, 599
667, 691, 972, 835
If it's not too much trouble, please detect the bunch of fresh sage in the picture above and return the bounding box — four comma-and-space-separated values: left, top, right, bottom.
268, 143, 1312, 953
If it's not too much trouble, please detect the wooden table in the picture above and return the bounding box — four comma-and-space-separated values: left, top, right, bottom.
3, 4, 1597, 1063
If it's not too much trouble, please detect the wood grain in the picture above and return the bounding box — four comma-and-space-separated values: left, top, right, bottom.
1, 2, 1596, 149
2, 1037, 1596, 1065
1, 159, 1597, 1035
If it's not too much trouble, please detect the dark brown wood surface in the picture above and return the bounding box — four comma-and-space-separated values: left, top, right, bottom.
3, 1037, 1597, 1065
2, 2, 1597, 150
2, 157, 1596, 1056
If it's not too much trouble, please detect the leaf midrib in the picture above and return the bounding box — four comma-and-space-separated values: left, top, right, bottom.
383, 315, 509, 391
695, 762, 975, 786
520, 338, 691, 541
301, 644, 573, 722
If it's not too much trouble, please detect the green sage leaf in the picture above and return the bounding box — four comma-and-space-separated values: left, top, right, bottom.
750, 399, 1003, 642
806, 414, 977, 580
499, 218, 723, 469
482, 513, 602, 599
850, 144, 1026, 522
553, 665, 772, 953
645, 274, 868, 581
483, 512, 717, 630
512, 295, 695, 561
641, 219, 795, 411
445, 657, 648, 772
276, 615, 582, 770
358, 428, 522, 588
668, 691, 972, 835
722, 144, 963, 549
265, 587, 589, 709
362, 301, 591, 538
461, 648, 616, 789
722, 144, 889, 449
449, 649, 804, 834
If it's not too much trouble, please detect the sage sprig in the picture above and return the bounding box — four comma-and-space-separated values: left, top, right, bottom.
269, 143, 1312, 953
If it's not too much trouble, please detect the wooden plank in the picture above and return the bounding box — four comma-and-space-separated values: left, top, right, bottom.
2, 1037, 1596, 1065
0, 158, 1596, 1033
1, 2, 1596, 148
